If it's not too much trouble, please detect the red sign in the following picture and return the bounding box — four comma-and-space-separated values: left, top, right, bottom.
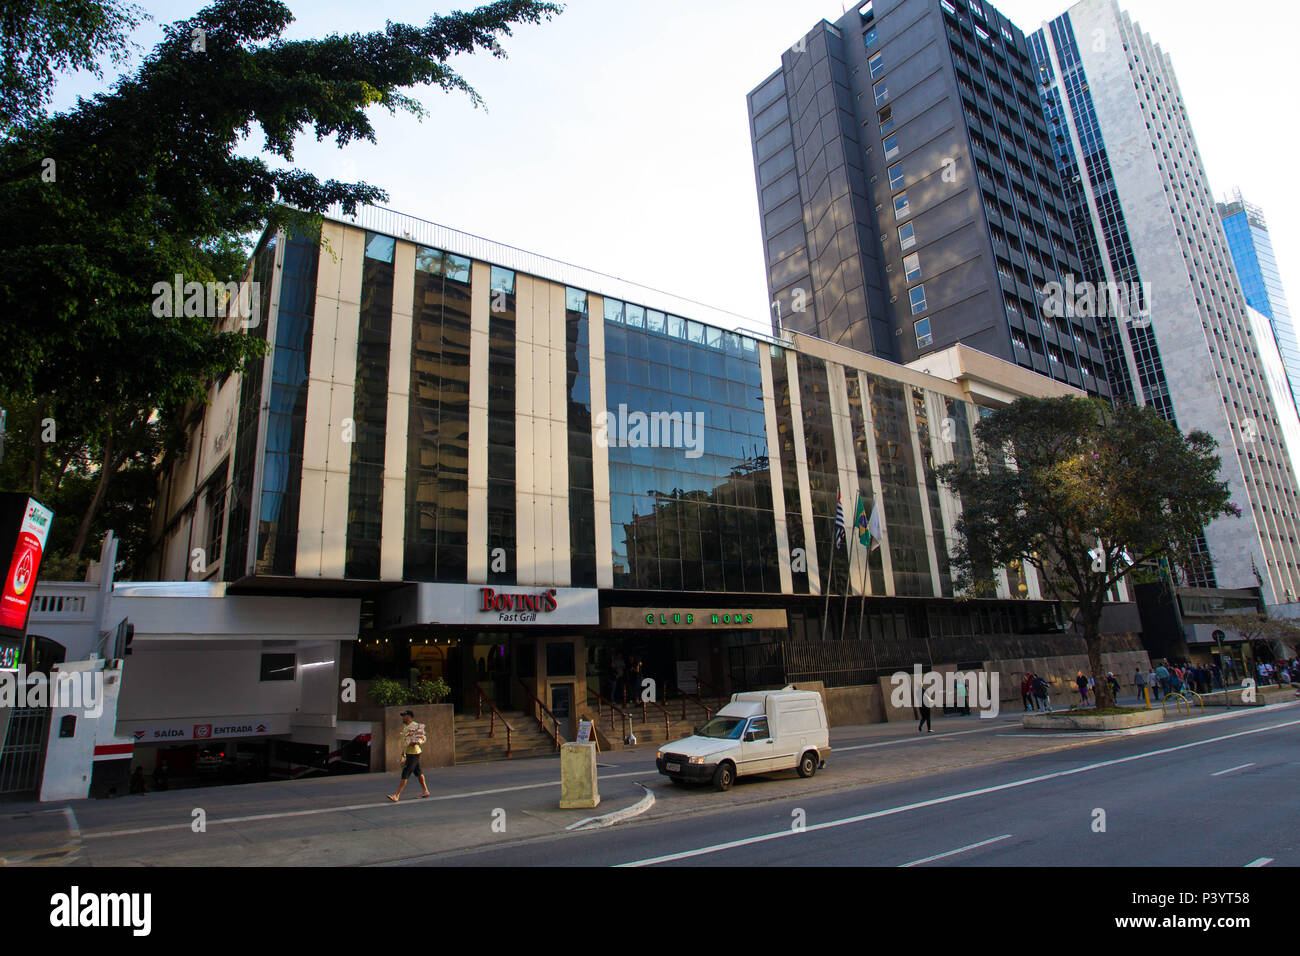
479, 587, 558, 614
0, 499, 52, 633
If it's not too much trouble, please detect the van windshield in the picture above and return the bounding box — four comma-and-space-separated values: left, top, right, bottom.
696, 716, 747, 740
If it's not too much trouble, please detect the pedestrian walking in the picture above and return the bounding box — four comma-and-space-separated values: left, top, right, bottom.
1021, 673, 1036, 711
1032, 673, 1051, 712
917, 680, 934, 733
1076, 670, 1089, 705
1134, 668, 1146, 703
1107, 672, 1120, 702
388, 710, 431, 802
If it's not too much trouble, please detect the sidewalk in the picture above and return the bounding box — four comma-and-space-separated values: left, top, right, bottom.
1, 698, 1294, 866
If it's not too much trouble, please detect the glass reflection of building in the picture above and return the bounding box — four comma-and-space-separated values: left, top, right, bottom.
166, 207, 1077, 709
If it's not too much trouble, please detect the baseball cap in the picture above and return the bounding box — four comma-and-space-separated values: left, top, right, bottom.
399, 710, 414, 718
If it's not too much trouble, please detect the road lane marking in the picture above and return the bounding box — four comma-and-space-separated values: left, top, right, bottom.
1245, 858, 1273, 867
73, 728, 1007, 840
616, 718, 1300, 866
80, 770, 649, 840
1211, 763, 1254, 776
834, 727, 1002, 753
900, 834, 1012, 867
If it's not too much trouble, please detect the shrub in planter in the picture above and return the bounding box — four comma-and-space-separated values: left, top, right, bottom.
409, 678, 451, 705
368, 677, 408, 708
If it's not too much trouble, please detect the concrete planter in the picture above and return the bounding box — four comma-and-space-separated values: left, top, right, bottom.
381, 704, 455, 772
1022, 708, 1164, 731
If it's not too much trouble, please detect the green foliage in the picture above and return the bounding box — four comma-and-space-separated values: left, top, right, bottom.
367, 677, 408, 709
0, 0, 562, 567
937, 396, 1238, 706
369, 676, 451, 707
409, 678, 451, 705
0, 0, 144, 132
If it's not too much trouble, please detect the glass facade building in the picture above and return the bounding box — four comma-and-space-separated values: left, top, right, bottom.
154, 206, 1091, 713
1218, 195, 1300, 418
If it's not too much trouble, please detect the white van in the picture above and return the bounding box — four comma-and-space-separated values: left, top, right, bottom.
655, 687, 830, 791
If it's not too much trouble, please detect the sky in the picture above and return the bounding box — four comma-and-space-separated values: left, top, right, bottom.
47, 0, 1300, 342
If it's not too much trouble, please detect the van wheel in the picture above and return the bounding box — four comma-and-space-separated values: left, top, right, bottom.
797, 752, 818, 778
712, 762, 735, 791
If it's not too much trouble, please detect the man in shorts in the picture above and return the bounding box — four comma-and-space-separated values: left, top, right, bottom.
388, 710, 431, 802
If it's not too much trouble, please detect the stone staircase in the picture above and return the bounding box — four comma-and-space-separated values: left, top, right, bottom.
591, 697, 728, 751
454, 710, 562, 763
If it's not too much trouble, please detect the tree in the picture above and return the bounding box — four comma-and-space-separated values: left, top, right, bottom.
937, 397, 1239, 709
0, 0, 562, 569
0, 0, 143, 133
1206, 614, 1300, 674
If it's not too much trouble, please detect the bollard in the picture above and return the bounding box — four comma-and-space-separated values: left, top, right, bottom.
559, 741, 600, 809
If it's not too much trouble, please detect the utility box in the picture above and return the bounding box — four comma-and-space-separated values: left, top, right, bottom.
559, 741, 599, 809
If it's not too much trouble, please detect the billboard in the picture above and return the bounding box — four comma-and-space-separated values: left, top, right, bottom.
0, 494, 53, 649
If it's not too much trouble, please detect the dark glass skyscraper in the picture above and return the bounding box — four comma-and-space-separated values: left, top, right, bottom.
747, 0, 1110, 399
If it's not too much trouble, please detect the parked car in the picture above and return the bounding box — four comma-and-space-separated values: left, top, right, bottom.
656, 687, 830, 791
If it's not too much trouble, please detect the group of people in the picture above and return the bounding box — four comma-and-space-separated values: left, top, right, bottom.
1255, 660, 1296, 685
1019, 672, 1054, 711
607, 653, 647, 705
1136, 661, 1220, 699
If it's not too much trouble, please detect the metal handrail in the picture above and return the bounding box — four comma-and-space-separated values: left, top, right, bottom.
517, 679, 563, 751
475, 687, 513, 758
673, 687, 716, 723
588, 688, 631, 742
694, 675, 727, 700
1161, 691, 1204, 716
645, 696, 672, 740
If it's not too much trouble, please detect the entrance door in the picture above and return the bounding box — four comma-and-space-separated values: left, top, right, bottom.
0, 706, 50, 796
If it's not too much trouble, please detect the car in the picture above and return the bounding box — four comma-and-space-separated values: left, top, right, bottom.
656, 687, 830, 790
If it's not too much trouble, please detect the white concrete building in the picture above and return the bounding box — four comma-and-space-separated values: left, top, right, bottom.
1031, 0, 1300, 603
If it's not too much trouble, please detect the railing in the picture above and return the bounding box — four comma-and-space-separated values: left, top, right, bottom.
475, 687, 512, 758
587, 688, 631, 743
517, 679, 563, 752
694, 676, 727, 700
1161, 691, 1204, 716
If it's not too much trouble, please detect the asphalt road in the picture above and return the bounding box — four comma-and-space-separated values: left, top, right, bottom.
1, 704, 1293, 867
392, 706, 1299, 867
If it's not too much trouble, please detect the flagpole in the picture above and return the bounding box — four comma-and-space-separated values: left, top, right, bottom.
820, 527, 837, 641
839, 494, 860, 641
858, 503, 877, 679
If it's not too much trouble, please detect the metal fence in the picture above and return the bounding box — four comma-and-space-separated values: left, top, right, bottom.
0, 707, 50, 796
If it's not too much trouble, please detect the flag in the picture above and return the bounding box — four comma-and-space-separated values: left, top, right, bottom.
834, 490, 845, 549
865, 501, 882, 551
854, 494, 869, 546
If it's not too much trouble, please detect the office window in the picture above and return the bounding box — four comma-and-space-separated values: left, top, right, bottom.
260, 653, 296, 682
873, 79, 888, 106
893, 192, 910, 221
898, 222, 916, 251
878, 105, 895, 135
903, 252, 921, 282
883, 133, 900, 161
869, 53, 884, 79
915, 317, 933, 348
865, 28, 879, 49
909, 285, 927, 315
887, 162, 905, 191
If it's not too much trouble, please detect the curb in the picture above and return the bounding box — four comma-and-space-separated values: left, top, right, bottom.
1003, 698, 1300, 739
564, 784, 655, 831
